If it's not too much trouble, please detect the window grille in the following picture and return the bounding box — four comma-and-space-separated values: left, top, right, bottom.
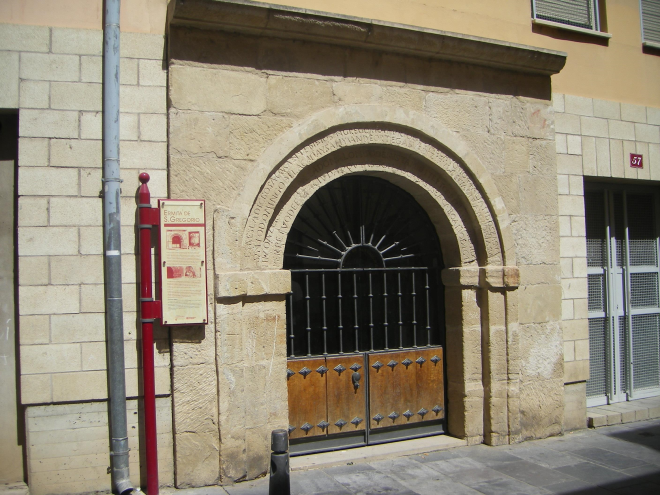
641, 0, 660, 46
532, 0, 600, 31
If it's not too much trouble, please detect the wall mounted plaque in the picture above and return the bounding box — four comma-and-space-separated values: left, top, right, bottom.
158, 199, 208, 325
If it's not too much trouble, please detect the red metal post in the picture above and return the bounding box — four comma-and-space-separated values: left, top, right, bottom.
138, 173, 159, 494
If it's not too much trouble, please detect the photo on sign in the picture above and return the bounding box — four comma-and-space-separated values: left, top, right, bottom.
166, 265, 202, 279
166, 230, 189, 250
189, 231, 201, 248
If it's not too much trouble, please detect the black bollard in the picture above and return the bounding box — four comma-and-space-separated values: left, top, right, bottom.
269, 429, 291, 495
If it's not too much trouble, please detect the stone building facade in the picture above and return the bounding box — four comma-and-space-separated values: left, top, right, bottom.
1, 0, 659, 494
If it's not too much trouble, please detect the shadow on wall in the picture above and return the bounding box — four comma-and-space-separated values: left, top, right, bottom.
169, 26, 552, 101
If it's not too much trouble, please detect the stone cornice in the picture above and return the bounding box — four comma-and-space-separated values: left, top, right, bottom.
168, 0, 567, 76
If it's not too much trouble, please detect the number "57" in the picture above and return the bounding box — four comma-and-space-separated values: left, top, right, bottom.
630, 154, 643, 169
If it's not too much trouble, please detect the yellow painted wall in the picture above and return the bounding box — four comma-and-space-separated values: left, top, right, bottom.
0, 0, 167, 34
1, 0, 658, 107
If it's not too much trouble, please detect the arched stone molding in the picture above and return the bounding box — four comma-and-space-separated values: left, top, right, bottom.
233, 105, 516, 269
262, 150, 476, 269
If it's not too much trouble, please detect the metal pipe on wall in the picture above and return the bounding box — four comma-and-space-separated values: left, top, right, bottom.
103, 1, 133, 493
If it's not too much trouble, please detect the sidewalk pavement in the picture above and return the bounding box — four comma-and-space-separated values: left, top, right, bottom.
165, 418, 660, 495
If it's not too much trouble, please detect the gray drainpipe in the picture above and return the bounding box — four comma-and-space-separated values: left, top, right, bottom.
103, 1, 133, 493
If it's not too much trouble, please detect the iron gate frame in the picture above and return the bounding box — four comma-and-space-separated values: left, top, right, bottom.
286, 266, 446, 454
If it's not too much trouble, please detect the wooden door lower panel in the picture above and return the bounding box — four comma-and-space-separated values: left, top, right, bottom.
287, 358, 328, 440
326, 355, 367, 435
368, 348, 444, 430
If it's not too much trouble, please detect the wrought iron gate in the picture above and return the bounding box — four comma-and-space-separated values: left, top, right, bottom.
284, 176, 446, 454
586, 186, 660, 406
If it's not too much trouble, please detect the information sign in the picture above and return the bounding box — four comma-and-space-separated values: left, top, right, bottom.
158, 199, 208, 325
630, 153, 643, 169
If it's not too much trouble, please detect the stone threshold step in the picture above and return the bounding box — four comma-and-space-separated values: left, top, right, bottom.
587, 395, 660, 428
290, 434, 466, 471
0, 483, 29, 495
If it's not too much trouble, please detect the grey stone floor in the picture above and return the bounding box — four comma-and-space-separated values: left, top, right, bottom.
196, 419, 660, 495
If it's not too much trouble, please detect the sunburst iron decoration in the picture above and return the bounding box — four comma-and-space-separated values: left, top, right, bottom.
284, 176, 442, 271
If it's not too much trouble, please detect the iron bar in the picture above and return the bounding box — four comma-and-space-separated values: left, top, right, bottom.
353, 272, 359, 352
288, 292, 295, 358
425, 271, 431, 346
398, 272, 403, 349
338, 272, 343, 354
305, 273, 311, 357
322, 273, 328, 355
411, 271, 417, 348
623, 191, 634, 396
368, 272, 374, 351
383, 272, 389, 350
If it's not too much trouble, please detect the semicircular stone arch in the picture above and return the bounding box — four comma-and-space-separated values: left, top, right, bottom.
235, 105, 515, 271
242, 123, 509, 271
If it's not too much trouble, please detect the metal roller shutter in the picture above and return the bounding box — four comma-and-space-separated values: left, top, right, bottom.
641, 0, 660, 45
533, 0, 598, 30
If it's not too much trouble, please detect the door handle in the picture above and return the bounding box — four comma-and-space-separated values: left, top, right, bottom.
352, 371, 361, 389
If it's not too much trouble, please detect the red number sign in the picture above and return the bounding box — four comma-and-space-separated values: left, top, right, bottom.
630, 153, 643, 169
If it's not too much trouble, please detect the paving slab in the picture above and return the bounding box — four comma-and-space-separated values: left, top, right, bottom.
588, 396, 660, 428
42, 418, 660, 495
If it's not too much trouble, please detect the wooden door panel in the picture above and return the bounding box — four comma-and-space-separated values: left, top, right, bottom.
287, 358, 328, 440
398, 349, 422, 426
368, 351, 405, 429
368, 348, 444, 429
326, 355, 366, 435
415, 348, 445, 422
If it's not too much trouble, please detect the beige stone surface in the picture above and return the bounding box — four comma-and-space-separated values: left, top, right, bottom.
49, 197, 102, 226
19, 80, 50, 109
0, 51, 20, 108
171, 66, 266, 114
563, 381, 587, 431
564, 360, 589, 383
50, 313, 105, 343
621, 103, 647, 123
19, 285, 80, 315
120, 85, 167, 114
140, 113, 168, 141
21, 343, 81, 374
18, 227, 78, 256
267, 75, 333, 118
18, 138, 49, 167
518, 285, 562, 324
20, 109, 79, 138
169, 110, 230, 156
0, 23, 49, 52
18, 167, 78, 196
18, 256, 49, 286
229, 115, 293, 160
20, 53, 80, 82
51, 82, 102, 111
51, 27, 102, 55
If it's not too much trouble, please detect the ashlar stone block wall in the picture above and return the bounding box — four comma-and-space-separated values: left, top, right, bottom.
0, 23, 173, 494
168, 25, 564, 485
553, 93, 660, 430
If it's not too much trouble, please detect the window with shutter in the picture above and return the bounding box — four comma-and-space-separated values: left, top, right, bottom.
641, 0, 660, 48
532, 0, 600, 31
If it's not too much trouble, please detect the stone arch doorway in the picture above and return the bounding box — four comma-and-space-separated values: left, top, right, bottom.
207, 111, 523, 483
283, 175, 446, 453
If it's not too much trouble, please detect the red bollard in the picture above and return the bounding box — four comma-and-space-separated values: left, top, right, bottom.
138, 173, 160, 494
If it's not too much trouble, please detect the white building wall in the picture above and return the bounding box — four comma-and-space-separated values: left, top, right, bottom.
0, 22, 173, 494
554, 92, 660, 426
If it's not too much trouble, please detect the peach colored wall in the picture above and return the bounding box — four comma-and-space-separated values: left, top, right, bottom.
2, 0, 658, 107
0, 0, 167, 34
